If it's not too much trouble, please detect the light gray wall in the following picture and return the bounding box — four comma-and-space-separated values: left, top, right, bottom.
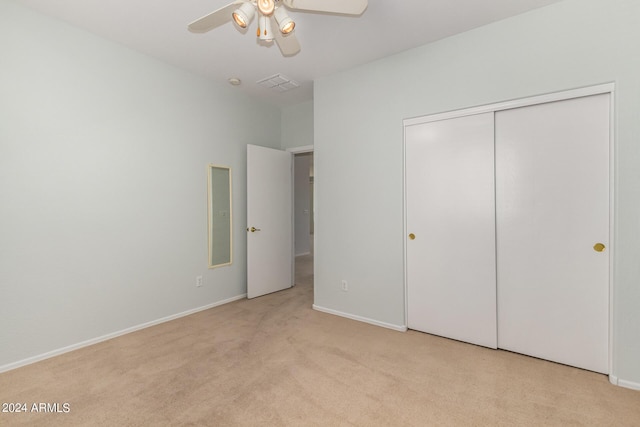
281, 100, 314, 150
0, 1, 281, 368
313, 0, 640, 386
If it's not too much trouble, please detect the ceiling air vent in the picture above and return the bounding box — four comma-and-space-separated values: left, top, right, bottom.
256, 73, 299, 92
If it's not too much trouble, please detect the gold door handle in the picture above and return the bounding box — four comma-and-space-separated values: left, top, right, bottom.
593, 243, 606, 252
247, 227, 261, 233
408, 233, 416, 240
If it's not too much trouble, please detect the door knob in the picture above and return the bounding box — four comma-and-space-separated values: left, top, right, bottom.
593, 243, 606, 252
408, 233, 416, 240
247, 227, 261, 233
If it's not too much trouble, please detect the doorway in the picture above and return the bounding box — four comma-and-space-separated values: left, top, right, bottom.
293, 150, 314, 288
246, 145, 313, 298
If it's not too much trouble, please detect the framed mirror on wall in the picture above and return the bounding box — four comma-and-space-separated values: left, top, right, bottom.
207, 164, 232, 268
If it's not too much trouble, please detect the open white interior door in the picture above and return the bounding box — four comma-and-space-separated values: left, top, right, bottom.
247, 144, 293, 299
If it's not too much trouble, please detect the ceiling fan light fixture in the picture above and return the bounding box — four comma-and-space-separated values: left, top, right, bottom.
232, 2, 255, 28
257, 0, 276, 16
274, 7, 295, 34
188, 0, 367, 56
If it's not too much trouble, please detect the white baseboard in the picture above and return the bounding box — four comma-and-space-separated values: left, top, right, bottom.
618, 379, 640, 390
610, 375, 640, 391
0, 294, 247, 374
312, 304, 407, 332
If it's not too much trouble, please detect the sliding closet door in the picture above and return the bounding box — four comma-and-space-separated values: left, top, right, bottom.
406, 113, 497, 349
495, 94, 610, 373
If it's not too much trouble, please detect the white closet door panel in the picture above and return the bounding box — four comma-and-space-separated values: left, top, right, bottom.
496, 94, 610, 373
406, 112, 497, 349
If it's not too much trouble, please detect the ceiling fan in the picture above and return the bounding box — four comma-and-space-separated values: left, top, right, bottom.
188, 0, 368, 56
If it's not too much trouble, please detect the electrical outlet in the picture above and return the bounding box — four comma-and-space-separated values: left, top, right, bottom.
196, 276, 203, 287
341, 280, 348, 292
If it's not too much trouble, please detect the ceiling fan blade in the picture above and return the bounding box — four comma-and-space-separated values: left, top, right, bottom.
274, 28, 301, 56
282, 0, 367, 15
188, 0, 245, 33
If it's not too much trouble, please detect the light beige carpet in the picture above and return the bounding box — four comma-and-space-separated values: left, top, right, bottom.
1, 255, 638, 426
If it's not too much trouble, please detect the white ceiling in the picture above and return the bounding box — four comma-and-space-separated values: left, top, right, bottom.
15, 0, 564, 107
